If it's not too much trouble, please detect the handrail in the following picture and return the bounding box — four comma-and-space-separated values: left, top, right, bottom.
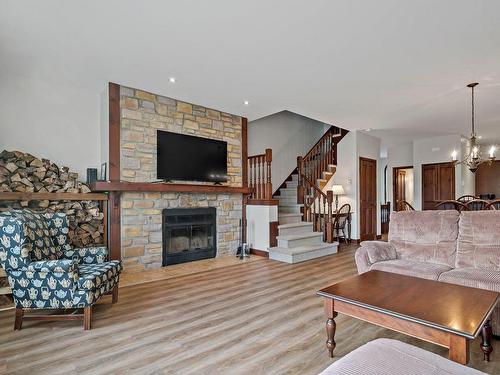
302, 126, 340, 161
299, 173, 334, 243
248, 149, 272, 200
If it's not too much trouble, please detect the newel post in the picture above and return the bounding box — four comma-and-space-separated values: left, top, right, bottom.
265, 148, 273, 199
297, 156, 304, 204
326, 190, 334, 243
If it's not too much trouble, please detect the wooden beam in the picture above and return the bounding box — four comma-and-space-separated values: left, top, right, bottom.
90, 181, 253, 194
108, 82, 121, 182
109, 191, 121, 261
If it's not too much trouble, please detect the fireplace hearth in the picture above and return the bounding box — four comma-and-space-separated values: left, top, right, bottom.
162, 207, 216, 266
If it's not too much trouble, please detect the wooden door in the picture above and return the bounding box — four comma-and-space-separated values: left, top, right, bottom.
422, 162, 455, 210
393, 168, 407, 211
359, 157, 377, 241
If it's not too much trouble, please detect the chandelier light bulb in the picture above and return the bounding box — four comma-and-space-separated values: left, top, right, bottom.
489, 146, 496, 158
451, 150, 458, 161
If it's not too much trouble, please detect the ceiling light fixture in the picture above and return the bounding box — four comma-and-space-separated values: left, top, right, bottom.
169, 77, 176, 83
451, 82, 496, 173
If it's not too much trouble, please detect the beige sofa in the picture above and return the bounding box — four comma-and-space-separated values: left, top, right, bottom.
355, 210, 500, 335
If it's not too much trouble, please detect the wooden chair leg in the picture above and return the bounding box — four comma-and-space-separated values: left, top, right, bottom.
112, 285, 119, 304
83, 306, 92, 330
14, 308, 24, 330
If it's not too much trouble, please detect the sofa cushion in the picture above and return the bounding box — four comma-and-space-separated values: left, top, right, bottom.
370, 259, 452, 280
438, 267, 500, 293
389, 210, 459, 267
319, 338, 486, 375
456, 211, 500, 270
360, 241, 397, 264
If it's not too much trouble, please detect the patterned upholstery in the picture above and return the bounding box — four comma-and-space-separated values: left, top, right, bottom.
0, 210, 122, 309
370, 259, 452, 281
319, 338, 486, 375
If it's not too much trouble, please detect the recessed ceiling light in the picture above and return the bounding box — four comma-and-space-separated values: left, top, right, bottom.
243, 100, 249, 105
478, 135, 482, 139
169, 77, 176, 83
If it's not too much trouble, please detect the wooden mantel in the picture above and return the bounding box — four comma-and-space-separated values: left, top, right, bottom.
90, 181, 253, 194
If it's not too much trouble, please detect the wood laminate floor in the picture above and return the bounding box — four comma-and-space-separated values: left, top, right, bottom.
0, 244, 498, 375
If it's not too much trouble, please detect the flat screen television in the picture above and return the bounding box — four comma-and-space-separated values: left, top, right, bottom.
156, 130, 228, 183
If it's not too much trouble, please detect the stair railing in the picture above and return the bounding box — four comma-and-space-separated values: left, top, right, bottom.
300, 174, 335, 243
248, 148, 272, 201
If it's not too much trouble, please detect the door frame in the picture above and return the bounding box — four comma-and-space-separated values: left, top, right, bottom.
393, 165, 413, 211
359, 157, 377, 242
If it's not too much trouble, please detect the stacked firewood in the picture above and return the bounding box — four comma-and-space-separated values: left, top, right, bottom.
0, 150, 105, 247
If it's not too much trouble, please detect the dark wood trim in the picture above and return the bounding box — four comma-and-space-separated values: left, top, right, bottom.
0, 192, 108, 201
242, 117, 248, 243
109, 191, 121, 261
111, 285, 119, 304
246, 198, 279, 206
376, 235, 382, 240
359, 157, 377, 242
108, 82, 121, 182
269, 220, 278, 247
84, 306, 92, 330
250, 248, 269, 258
242, 118, 248, 188
90, 181, 253, 194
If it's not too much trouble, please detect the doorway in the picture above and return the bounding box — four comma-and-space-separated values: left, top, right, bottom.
393, 166, 414, 211
359, 157, 377, 241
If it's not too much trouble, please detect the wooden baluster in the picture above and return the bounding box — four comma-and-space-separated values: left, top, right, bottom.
251, 158, 255, 199
322, 195, 327, 240
258, 156, 262, 199
326, 190, 333, 243
265, 149, 272, 199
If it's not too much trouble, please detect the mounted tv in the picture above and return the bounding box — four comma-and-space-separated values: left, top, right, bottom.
157, 130, 228, 183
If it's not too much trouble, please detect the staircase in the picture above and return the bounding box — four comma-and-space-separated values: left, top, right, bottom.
267, 126, 348, 263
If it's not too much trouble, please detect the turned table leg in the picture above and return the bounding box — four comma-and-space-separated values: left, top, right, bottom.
481, 319, 493, 362
324, 299, 338, 357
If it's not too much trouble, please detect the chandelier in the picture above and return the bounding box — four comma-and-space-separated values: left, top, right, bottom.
451, 82, 496, 173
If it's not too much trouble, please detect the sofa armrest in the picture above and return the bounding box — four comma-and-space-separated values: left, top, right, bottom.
26, 259, 77, 273
355, 241, 397, 274
60, 246, 108, 264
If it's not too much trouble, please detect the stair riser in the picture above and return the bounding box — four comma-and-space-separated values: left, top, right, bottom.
279, 225, 313, 236
278, 235, 323, 248
291, 174, 299, 181
278, 189, 296, 197
286, 181, 298, 188
277, 197, 297, 205
269, 245, 338, 264
278, 216, 302, 225
279, 206, 302, 214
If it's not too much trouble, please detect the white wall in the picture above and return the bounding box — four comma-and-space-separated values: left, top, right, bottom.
402, 168, 414, 206
413, 135, 462, 209
246, 204, 278, 252
248, 111, 329, 191
0, 74, 103, 180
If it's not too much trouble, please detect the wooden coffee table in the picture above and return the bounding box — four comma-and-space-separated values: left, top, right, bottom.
317, 270, 499, 365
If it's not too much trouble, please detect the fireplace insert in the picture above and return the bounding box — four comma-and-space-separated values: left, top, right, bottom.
162, 207, 216, 266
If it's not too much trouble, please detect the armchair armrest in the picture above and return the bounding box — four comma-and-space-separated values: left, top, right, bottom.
26, 259, 77, 273
355, 241, 397, 274
60, 246, 108, 264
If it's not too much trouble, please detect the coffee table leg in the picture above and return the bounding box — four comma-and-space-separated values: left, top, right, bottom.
324, 299, 338, 357
449, 335, 469, 365
481, 319, 493, 362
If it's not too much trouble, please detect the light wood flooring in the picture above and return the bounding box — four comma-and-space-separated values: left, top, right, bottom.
0, 244, 498, 375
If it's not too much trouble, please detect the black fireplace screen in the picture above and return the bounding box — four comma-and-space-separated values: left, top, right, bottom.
162, 207, 216, 266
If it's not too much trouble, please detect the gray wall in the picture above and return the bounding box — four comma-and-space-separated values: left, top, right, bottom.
248, 111, 329, 191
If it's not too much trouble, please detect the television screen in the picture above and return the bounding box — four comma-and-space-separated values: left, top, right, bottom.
157, 130, 228, 183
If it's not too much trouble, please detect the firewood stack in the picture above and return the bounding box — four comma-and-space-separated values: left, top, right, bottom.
0, 150, 105, 247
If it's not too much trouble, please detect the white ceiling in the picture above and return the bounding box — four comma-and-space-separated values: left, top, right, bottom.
1, 0, 500, 145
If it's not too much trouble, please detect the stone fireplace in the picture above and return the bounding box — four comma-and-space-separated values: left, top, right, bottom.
118, 85, 244, 272
162, 207, 216, 265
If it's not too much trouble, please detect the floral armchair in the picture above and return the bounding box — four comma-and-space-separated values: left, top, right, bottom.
0, 209, 122, 330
